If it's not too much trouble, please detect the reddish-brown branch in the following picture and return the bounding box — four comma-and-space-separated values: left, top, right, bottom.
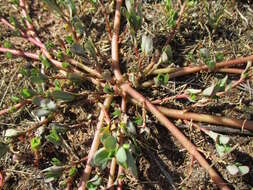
0, 170, 4, 188
0, 100, 31, 116
78, 96, 113, 190
169, 55, 253, 79
0, 47, 39, 60
107, 158, 117, 188
157, 106, 253, 132
111, 0, 123, 81
116, 166, 123, 190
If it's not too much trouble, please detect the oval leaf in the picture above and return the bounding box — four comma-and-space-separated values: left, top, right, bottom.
238, 165, 249, 175
51, 90, 75, 102
34, 108, 51, 117
93, 148, 110, 167
219, 135, 230, 145
116, 147, 127, 164
141, 35, 153, 56
103, 135, 117, 151
226, 165, 239, 175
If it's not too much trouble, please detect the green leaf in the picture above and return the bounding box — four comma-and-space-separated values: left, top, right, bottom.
167, 9, 178, 28
155, 73, 169, 86
51, 90, 75, 102
11, 96, 20, 103
93, 148, 110, 167
112, 109, 121, 119
84, 37, 97, 59
134, 115, 143, 126
46, 127, 61, 145
42, 165, 65, 183
54, 80, 61, 90
124, 0, 142, 34
116, 146, 127, 164
34, 108, 52, 117
70, 43, 86, 56
126, 150, 137, 176
87, 175, 101, 190
103, 84, 114, 94
31, 137, 41, 151
215, 52, 224, 62
39, 55, 51, 69
216, 144, 225, 157
68, 167, 77, 177
30, 69, 48, 84
3, 40, 12, 58
43, 0, 65, 17
141, 35, 153, 56
0, 142, 9, 158
51, 157, 62, 166
67, 73, 86, 83
238, 165, 249, 175
103, 135, 117, 151
10, 0, 19, 6
3, 40, 12, 48
205, 58, 216, 70
45, 41, 54, 50
65, 35, 74, 45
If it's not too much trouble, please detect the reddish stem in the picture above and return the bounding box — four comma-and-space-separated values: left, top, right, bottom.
0, 171, 3, 188
0, 47, 39, 60
157, 106, 253, 132
78, 96, 113, 190
0, 100, 30, 116
170, 55, 253, 79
